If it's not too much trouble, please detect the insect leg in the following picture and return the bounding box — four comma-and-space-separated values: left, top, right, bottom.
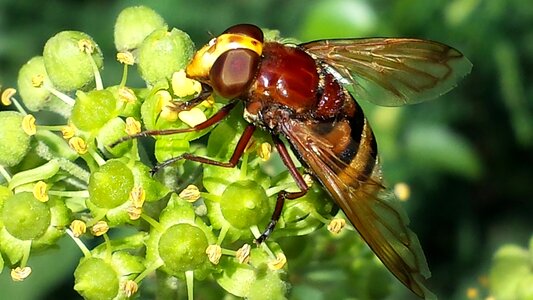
255, 135, 309, 244
110, 100, 237, 147
150, 124, 256, 175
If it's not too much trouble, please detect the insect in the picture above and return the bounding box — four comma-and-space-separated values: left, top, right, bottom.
113, 24, 471, 298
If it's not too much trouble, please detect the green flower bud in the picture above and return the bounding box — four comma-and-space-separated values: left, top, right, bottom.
114, 5, 167, 51
158, 223, 209, 274
88, 160, 134, 209
2, 192, 51, 240
74, 257, 120, 300
154, 136, 189, 163
17, 56, 53, 111
107, 85, 144, 118
137, 27, 194, 84
43, 31, 103, 91
71, 89, 118, 132
31, 196, 70, 248
220, 180, 270, 230
131, 162, 170, 202
0, 111, 31, 167
215, 248, 288, 299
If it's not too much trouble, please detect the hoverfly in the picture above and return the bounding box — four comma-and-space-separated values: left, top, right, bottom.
114, 24, 471, 298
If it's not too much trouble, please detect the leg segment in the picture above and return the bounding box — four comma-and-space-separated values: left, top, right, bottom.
150, 124, 256, 175
255, 135, 309, 244
110, 100, 238, 147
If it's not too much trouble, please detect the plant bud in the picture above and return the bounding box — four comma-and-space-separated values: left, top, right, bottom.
114, 5, 166, 51
43, 31, 103, 91
17, 56, 53, 111
0, 111, 31, 167
137, 27, 194, 84
71, 89, 118, 132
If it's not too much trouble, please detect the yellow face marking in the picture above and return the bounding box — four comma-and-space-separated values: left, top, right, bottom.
186, 33, 263, 80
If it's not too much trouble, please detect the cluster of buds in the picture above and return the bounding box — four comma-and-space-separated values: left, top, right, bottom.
0, 6, 388, 300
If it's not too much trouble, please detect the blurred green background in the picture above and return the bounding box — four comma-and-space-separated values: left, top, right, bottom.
1, 0, 532, 299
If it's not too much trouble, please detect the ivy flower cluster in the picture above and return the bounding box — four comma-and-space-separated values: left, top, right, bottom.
0, 6, 390, 300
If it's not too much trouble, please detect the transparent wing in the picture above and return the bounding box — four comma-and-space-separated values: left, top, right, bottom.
301, 38, 472, 106
281, 118, 435, 299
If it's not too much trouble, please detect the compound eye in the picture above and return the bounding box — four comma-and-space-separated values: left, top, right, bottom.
209, 48, 260, 99
223, 24, 264, 43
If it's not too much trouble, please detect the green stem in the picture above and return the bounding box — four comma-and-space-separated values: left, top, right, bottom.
87, 147, 106, 166
185, 270, 194, 300
44, 85, 75, 106
19, 240, 32, 268
48, 190, 90, 198
0, 165, 12, 182
140, 213, 164, 232
10, 97, 28, 115
119, 64, 129, 87
87, 53, 103, 90
66, 229, 91, 258
217, 223, 230, 245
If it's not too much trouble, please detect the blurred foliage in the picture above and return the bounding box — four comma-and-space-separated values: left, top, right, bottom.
0, 0, 532, 299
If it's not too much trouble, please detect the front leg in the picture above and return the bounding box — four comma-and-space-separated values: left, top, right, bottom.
255, 135, 310, 244
150, 124, 256, 175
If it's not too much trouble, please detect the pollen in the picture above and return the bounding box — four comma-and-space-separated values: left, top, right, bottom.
201, 95, 216, 108
31, 74, 45, 88
70, 220, 87, 237
327, 218, 346, 234
178, 107, 207, 128
22, 114, 37, 136
78, 39, 95, 54
127, 205, 142, 220
466, 287, 479, 299
91, 220, 109, 236
116, 51, 135, 65
69, 137, 88, 154
206, 244, 222, 265
125, 117, 142, 136
1, 87, 16, 105
236, 244, 251, 264
123, 280, 139, 297
258, 142, 272, 161
303, 174, 314, 188
394, 182, 411, 201
61, 124, 76, 139
11, 266, 32, 281
156, 90, 178, 122
33, 181, 49, 202
179, 184, 201, 202
268, 253, 287, 270
171, 69, 202, 98
118, 86, 136, 104
129, 186, 146, 208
